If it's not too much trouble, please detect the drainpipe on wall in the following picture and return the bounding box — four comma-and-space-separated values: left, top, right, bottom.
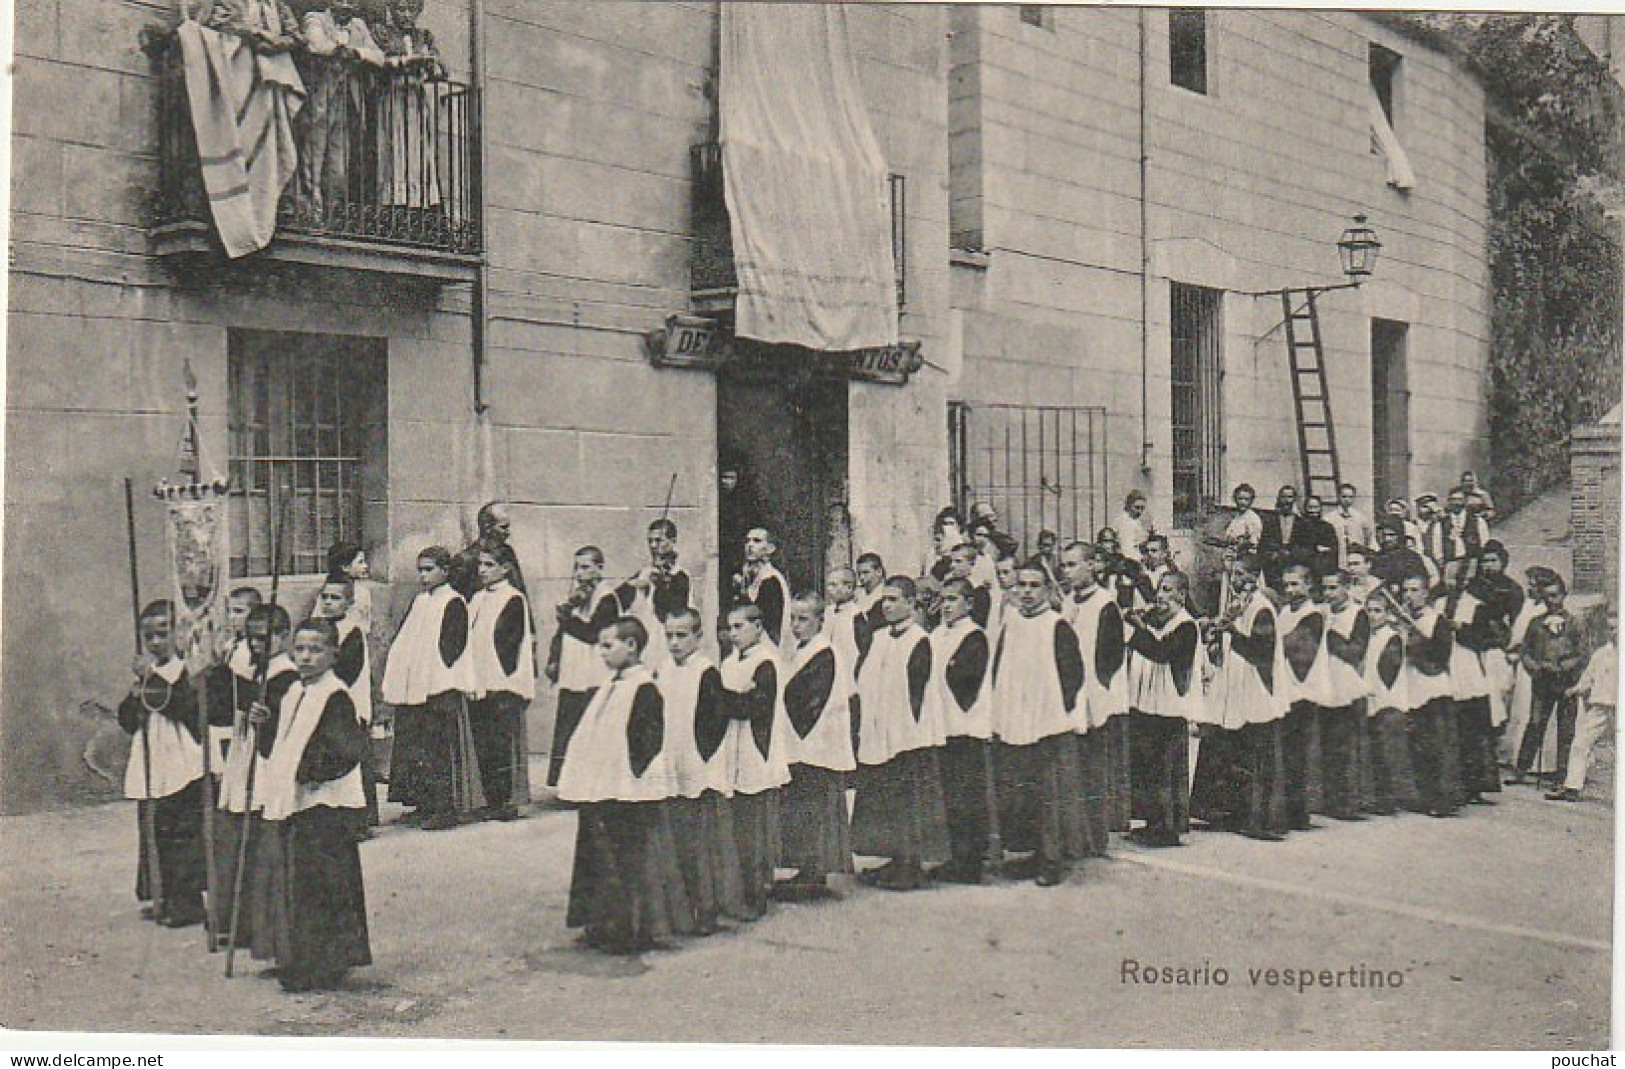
467, 0, 495, 529
1137, 7, 1153, 476
471, 0, 489, 419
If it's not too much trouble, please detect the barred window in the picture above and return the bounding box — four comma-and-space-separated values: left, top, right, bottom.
1170, 282, 1224, 528
228, 330, 388, 578
948, 401, 1110, 556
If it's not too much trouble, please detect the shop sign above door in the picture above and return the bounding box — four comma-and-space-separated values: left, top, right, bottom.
645, 315, 923, 385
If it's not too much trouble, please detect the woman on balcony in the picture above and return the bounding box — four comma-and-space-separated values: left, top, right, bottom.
373, 0, 448, 232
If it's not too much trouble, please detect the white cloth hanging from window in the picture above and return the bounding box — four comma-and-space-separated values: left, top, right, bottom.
1369, 86, 1416, 191
720, 5, 899, 352
176, 18, 305, 258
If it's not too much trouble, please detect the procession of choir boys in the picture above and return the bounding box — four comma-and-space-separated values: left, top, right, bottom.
117, 478, 1617, 975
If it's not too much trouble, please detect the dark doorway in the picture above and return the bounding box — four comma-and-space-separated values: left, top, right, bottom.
1371, 318, 1411, 507
717, 350, 850, 605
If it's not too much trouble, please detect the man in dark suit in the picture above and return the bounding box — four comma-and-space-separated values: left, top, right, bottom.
1257, 484, 1299, 591
1293, 495, 1341, 579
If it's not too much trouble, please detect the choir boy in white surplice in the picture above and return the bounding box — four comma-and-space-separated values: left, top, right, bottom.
206, 587, 263, 771
655, 608, 745, 934
990, 564, 1089, 884
930, 578, 993, 884
381, 546, 483, 830
1451, 545, 1514, 804
719, 603, 792, 918
205, 587, 264, 900
1192, 556, 1289, 840
852, 577, 951, 892
1060, 541, 1122, 857
557, 617, 692, 954
252, 617, 371, 992
547, 546, 621, 787
823, 566, 868, 685
1319, 571, 1372, 821
854, 552, 888, 643
947, 545, 994, 628
118, 600, 207, 928
317, 576, 379, 827
739, 527, 792, 657
1361, 594, 1409, 816
467, 544, 534, 821
1276, 564, 1333, 831
1123, 570, 1205, 848
1090, 539, 1137, 832
988, 551, 1018, 649
1398, 573, 1460, 818
614, 519, 691, 673
776, 593, 856, 899
219, 604, 298, 945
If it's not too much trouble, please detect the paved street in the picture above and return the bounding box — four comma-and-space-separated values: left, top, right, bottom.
0, 764, 1611, 1049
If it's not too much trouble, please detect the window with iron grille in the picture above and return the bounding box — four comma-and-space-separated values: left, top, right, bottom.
1170, 282, 1224, 528
948, 402, 1109, 557
1169, 9, 1208, 94
228, 330, 388, 578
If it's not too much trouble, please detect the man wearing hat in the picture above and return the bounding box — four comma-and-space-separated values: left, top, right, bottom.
1424, 487, 1488, 587
1370, 517, 1430, 593
1385, 498, 1425, 557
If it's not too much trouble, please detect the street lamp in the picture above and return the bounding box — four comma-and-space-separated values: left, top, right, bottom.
1245, 214, 1382, 297
1234, 214, 1384, 506
1336, 214, 1382, 284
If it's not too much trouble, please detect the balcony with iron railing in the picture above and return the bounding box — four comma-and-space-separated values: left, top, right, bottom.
149, 33, 481, 280
690, 141, 905, 315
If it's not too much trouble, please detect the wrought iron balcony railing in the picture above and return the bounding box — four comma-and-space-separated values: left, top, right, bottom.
690, 141, 905, 312
152, 33, 480, 265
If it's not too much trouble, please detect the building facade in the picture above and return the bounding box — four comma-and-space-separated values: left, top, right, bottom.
5, 2, 1491, 812
947, 7, 1490, 556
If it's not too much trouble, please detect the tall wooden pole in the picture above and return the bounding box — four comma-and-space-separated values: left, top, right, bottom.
177, 362, 222, 950
126, 478, 165, 917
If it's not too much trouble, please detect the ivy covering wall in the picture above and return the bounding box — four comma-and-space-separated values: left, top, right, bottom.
1465, 15, 1623, 512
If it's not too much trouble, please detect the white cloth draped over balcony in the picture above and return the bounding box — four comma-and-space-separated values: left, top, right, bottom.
176, 12, 305, 257
719, 5, 899, 352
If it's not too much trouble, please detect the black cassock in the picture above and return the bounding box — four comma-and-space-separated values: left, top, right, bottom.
256, 689, 372, 987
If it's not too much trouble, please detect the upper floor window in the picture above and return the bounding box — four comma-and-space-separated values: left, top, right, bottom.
1169, 9, 1208, 94
1369, 43, 1401, 126
1368, 43, 1415, 190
